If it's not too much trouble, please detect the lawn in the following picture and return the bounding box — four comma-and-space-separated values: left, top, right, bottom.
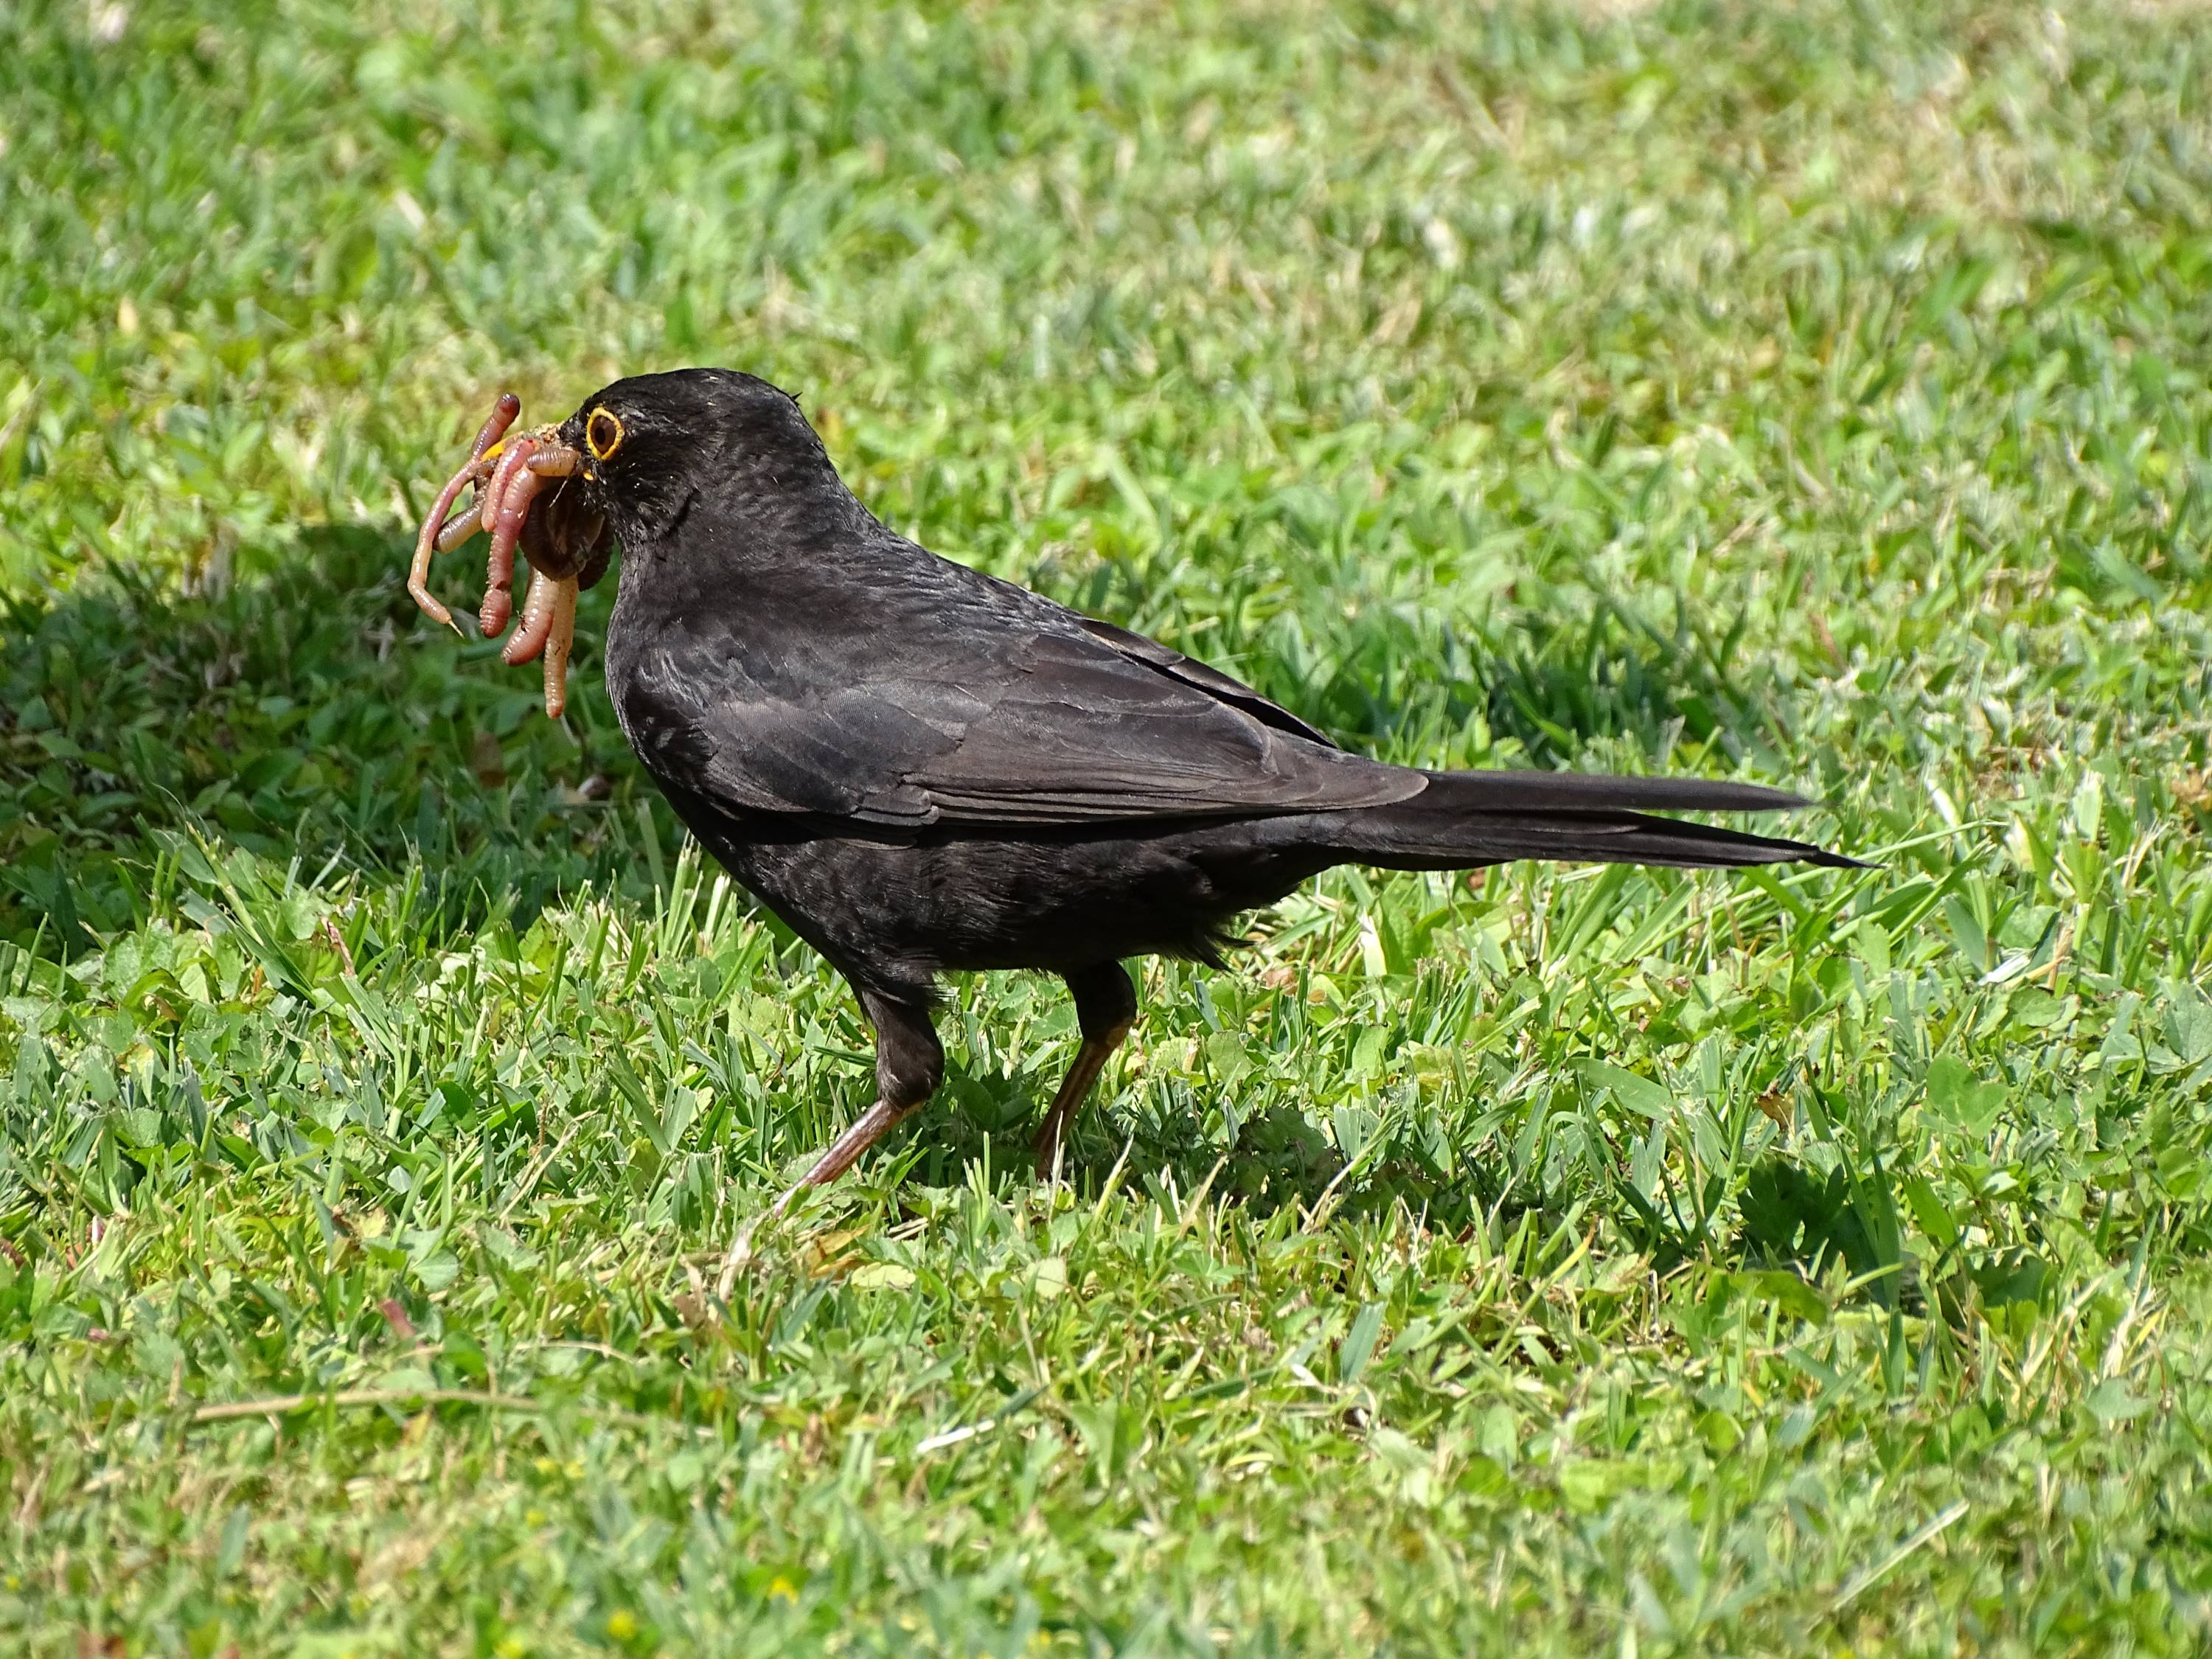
4, 0, 2212, 1651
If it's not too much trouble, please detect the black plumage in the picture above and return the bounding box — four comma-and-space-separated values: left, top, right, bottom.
526, 367, 1855, 1206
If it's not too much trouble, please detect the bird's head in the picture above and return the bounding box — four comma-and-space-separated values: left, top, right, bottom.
405, 366, 854, 718
553, 366, 841, 545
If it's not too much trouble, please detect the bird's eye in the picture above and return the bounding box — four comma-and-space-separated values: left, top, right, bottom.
585, 408, 625, 461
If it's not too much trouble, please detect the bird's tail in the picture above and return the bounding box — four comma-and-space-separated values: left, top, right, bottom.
1327, 770, 1862, 872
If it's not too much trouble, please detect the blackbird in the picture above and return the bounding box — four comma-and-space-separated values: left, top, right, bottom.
413, 367, 1856, 1210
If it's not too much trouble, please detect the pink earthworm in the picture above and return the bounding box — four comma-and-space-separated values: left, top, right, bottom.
526, 448, 584, 479
434, 498, 484, 554
502, 561, 561, 666
501, 563, 582, 718
483, 440, 590, 639
476, 433, 544, 638
539, 577, 580, 718
407, 393, 518, 628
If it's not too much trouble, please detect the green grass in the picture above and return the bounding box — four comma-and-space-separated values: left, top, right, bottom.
5, 0, 2212, 1650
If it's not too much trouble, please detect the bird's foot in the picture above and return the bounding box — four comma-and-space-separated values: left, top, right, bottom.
1032, 1012, 1134, 1180
772, 1094, 921, 1218
1032, 1122, 1067, 1180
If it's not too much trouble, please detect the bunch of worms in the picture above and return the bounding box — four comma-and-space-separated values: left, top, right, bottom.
407, 393, 611, 719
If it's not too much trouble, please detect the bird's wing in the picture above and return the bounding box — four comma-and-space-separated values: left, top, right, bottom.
898, 627, 1418, 824
1071, 617, 1338, 748
622, 577, 1421, 830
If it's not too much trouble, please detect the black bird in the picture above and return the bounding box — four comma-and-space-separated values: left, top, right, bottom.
419, 367, 1855, 1210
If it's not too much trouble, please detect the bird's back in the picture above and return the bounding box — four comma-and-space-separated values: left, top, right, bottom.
605, 479, 1422, 841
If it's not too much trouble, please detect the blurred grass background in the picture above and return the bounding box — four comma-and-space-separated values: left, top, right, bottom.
4, 0, 2212, 1652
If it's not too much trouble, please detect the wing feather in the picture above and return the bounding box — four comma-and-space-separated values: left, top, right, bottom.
620, 563, 1420, 830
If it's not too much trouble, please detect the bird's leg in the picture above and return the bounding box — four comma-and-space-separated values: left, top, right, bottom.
1034, 962, 1137, 1173
773, 987, 943, 1217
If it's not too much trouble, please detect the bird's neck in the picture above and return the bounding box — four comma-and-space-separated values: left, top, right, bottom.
605, 473, 888, 653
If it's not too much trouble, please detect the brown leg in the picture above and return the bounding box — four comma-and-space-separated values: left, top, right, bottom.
774, 985, 942, 1217
1034, 963, 1138, 1172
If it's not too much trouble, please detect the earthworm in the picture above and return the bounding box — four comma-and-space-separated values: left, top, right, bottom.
477, 433, 543, 638
408, 393, 596, 720
406, 392, 519, 629
501, 566, 582, 717
503, 562, 560, 666
526, 448, 584, 479
434, 499, 483, 553
540, 577, 580, 719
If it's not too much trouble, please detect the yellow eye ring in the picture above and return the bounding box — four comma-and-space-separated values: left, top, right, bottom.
585, 407, 625, 461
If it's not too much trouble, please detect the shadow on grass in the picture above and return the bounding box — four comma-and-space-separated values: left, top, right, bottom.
0, 526, 674, 953
1233, 588, 1792, 785
6, 532, 1780, 1246
902, 1096, 1355, 1215
1478, 598, 1792, 771
894, 1072, 1534, 1235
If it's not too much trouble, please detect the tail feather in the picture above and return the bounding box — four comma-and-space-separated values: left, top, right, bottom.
1334, 769, 1863, 873
1411, 769, 1812, 814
